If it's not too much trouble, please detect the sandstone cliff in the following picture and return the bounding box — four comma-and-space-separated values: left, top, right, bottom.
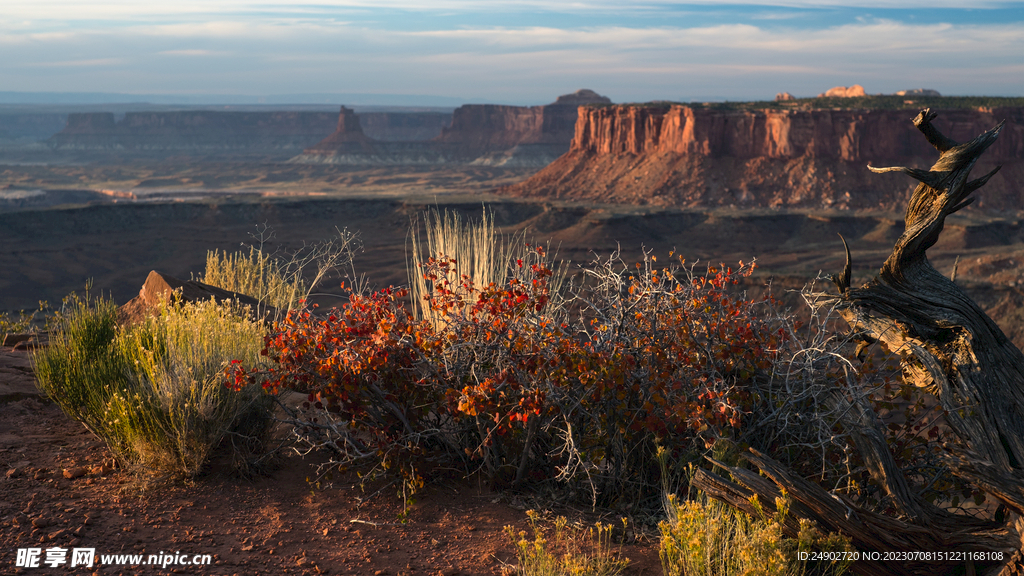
294, 90, 612, 166
48, 110, 338, 151
501, 104, 1024, 212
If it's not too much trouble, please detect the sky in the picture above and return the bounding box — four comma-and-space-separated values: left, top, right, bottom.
2, 1, 1023, 105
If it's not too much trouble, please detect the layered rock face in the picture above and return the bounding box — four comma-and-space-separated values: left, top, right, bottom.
0, 113, 69, 147
48, 111, 338, 151
501, 104, 1024, 212
358, 111, 452, 141
295, 90, 612, 166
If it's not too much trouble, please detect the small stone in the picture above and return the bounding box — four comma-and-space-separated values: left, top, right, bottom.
48, 528, 66, 541
32, 469, 48, 481
6, 468, 19, 479
63, 467, 88, 479
322, 527, 330, 536
31, 517, 51, 528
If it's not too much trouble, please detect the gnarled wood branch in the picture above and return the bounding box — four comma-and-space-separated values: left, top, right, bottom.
844, 109, 1024, 492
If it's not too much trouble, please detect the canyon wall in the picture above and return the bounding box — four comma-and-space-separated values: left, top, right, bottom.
500, 104, 1024, 212
0, 113, 68, 147
294, 90, 611, 166
358, 111, 452, 141
48, 111, 339, 151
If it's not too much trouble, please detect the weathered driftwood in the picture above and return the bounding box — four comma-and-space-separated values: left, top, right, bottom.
838, 110, 1024, 513
693, 110, 1024, 576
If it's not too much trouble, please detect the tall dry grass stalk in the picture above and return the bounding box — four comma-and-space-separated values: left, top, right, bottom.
407, 208, 565, 328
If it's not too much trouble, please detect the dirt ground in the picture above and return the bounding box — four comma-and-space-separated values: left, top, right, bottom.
0, 346, 662, 576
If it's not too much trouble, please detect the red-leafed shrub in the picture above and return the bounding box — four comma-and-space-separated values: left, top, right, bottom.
227, 248, 862, 508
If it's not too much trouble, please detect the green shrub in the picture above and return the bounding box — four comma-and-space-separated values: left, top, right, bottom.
1, 300, 49, 336
659, 490, 853, 576
34, 294, 272, 478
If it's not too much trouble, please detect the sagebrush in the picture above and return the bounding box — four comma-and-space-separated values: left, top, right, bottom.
35, 294, 272, 478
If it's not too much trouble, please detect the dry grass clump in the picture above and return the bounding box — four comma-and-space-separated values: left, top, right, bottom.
199, 225, 364, 317
33, 293, 272, 479
201, 246, 308, 311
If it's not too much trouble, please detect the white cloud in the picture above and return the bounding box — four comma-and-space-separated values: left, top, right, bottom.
0, 4, 1020, 100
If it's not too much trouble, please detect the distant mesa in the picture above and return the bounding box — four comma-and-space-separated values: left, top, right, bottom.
499, 102, 1024, 212
44, 108, 453, 153
895, 88, 942, 97
293, 89, 612, 167
817, 85, 867, 98
780, 86, 941, 100
550, 89, 613, 106
48, 110, 339, 152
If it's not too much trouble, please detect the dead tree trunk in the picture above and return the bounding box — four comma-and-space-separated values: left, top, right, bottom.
692, 109, 1024, 575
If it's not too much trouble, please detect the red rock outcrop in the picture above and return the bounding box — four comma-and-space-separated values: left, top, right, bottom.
896, 89, 941, 97
301, 107, 376, 154
818, 85, 867, 98
118, 270, 274, 326
501, 104, 1024, 212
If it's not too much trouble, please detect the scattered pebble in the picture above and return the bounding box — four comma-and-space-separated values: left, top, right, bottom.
63, 467, 88, 479
31, 517, 51, 528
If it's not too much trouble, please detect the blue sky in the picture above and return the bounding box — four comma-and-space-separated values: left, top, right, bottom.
2, 1, 1022, 105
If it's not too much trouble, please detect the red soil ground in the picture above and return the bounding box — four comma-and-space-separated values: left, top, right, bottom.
0, 346, 662, 576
